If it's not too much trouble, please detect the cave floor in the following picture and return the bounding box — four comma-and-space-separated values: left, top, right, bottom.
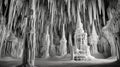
0, 55, 118, 67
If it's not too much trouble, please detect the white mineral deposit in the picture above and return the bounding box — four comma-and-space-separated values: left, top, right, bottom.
0, 0, 119, 67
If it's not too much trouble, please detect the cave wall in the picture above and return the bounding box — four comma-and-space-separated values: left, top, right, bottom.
0, 0, 119, 60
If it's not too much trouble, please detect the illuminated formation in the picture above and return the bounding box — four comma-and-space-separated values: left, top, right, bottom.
74, 12, 91, 61
0, 0, 120, 67
60, 24, 67, 56
44, 26, 50, 58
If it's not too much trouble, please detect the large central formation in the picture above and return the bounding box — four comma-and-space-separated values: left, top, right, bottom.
73, 12, 91, 61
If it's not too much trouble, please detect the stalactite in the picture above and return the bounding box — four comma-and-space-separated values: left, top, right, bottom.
67, 0, 71, 22
16, 39, 23, 58
92, 0, 97, 20
98, 0, 102, 14
9, 34, 18, 58
88, 2, 93, 25
8, 0, 16, 31
30, 0, 36, 66
102, 1, 106, 26
1, 0, 19, 58
0, 0, 119, 63
78, 0, 81, 13
71, 1, 76, 23
96, 6, 101, 36
41, 9, 45, 35
83, 0, 86, 14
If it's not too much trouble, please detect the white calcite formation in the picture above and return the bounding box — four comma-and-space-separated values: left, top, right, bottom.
92, 0, 97, 20
88, 2, 93, 25
69, 33, 74, 60
74, 12, 91, 61
44, 26, 50, 58
89, 21, 99, 54
98, 0, 102, 14
60, 24, 67, 56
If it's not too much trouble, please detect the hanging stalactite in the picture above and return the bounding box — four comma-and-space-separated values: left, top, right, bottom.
88, 2, 93, 25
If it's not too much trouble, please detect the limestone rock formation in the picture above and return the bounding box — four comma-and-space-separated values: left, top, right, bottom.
73, 10, 91, 61
68, 33, 74, 60
0, 0, 120, 67
59, 24, 67, 56
89, 21, 99, 54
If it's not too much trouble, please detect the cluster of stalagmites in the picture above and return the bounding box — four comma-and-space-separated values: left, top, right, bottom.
41, 10, 95, 61
0, 0, 120, 64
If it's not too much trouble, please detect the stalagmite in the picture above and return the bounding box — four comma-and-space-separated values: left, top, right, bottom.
10, 34, 18, 57
73, 10, 91, 61
67, 0, 71, 21
68, 33, 73, 60
20, 17, 29, 67
60, 24, 67, 56
74, 10, 83, 50
89, 21, 99, 54
17, 40, 23, 58
0, 19, 7, 57
44, 26, 50, 58
49, 3, 56, 57
30, 0, 37, 66
0, 0, 119, 65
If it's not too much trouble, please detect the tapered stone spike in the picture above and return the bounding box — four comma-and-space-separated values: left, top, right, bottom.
45, 26, 50, 58
73, 10, 93, 61
76, 11, 84, 33
88, 3, 93, 25
92, 0, 97, 20
83, 0, 86, 14
60, 24, 67, 56
90, 21, 99, 54
69, 33, 74, 60
98, 0, 102, 14
17, 40, 23, 58
107, 8, 113, 20
31, 0, 36, 66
